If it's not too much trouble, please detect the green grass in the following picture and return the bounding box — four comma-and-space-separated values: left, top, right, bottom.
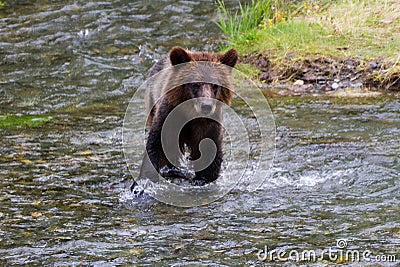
215, 0, 290, 45
0, 115, 53, 129
236, 20, 347, 57
234, 63, 261, 78
217, 0, 400, 76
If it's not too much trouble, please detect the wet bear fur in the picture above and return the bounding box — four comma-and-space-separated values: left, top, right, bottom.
142, 46, 238, 186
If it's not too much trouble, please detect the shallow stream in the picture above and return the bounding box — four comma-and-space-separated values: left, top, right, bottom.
0, 1, 399, 266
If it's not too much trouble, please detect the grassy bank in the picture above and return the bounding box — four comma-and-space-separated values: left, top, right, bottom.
216, 0, 400, 90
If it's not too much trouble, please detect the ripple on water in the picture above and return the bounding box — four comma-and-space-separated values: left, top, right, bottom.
0, 0, 399, 266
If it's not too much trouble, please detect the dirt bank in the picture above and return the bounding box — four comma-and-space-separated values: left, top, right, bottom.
241, 53, 400, 96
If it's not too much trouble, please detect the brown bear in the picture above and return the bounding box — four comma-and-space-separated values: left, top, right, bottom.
139, 46, 238, 186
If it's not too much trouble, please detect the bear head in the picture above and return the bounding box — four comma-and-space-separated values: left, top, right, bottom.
167, 46, 238, 115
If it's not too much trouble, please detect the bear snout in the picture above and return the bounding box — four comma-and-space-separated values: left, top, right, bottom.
194, 98, 215, 115
201, 102, 213, 114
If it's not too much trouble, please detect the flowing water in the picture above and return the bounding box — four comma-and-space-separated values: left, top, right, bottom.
0, 1, 399, 266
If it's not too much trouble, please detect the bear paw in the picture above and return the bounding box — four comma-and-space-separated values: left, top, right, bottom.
159, 165, 195, 180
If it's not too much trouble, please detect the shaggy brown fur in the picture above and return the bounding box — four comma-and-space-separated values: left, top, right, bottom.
141, 46, 238, 185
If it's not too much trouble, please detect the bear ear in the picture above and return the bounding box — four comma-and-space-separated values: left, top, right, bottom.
170, 46, 192, 66
220, 48, 238, 68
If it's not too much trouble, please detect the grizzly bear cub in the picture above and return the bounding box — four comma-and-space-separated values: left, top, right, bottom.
140, 46, 238, 186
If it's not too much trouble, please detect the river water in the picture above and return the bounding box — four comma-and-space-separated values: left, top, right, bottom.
0, 1, 399, 266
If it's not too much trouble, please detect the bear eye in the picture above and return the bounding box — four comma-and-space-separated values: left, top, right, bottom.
212, 84, 219, 92
191, 83, 201, 90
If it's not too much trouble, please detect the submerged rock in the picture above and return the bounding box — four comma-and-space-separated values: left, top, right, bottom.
331, 82, 340, 89
327, 87, 382, 97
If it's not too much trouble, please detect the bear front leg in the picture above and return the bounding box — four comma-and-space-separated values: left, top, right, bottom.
144, 102, 171, 176
193, 149, 223, 186
146, 118, 170, 174
190, 129, 223, 185
144, 102, 184, 179
147, 126, 188, 179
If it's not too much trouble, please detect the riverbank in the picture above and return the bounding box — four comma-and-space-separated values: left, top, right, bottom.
218, 0, 400, 93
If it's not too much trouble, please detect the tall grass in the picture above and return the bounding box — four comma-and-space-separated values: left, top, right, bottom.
215, 0, 290, 44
